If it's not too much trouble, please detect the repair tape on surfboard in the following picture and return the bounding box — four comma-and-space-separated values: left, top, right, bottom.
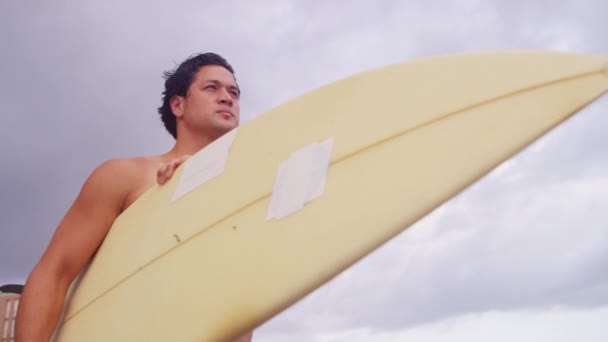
267, 137, 334, 219
172, 128, 238, 201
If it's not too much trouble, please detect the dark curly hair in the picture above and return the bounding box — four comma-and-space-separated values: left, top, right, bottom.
158, 53, 236, 139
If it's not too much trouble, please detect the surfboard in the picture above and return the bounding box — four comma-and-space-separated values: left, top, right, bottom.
54, 51, 608, 341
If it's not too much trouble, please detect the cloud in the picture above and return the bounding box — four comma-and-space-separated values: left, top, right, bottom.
0, 1, 606, 340
295, 306, 608, 342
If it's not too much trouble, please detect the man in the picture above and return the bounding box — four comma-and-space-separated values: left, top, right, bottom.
16, 53, 253, 341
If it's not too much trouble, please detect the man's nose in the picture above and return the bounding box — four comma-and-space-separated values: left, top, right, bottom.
218, 88, 233, 106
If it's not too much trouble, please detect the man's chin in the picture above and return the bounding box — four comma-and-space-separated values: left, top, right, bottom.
211, 122, 238, 137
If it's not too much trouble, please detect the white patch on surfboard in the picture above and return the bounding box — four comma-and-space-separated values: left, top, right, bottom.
172, 128, 238, 202
267, 137, 334, 219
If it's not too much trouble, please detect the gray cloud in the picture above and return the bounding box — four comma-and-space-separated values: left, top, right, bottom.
1, 0, 606, 339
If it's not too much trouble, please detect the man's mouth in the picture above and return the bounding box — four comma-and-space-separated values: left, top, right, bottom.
217, 110, 234, 119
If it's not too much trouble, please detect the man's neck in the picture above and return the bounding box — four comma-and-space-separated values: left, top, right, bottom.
163, 129, 224, 161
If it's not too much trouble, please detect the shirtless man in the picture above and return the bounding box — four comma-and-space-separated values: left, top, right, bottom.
16, 53, 253, 342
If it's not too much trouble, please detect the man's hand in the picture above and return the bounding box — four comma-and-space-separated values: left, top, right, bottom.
157, 155, 190, 185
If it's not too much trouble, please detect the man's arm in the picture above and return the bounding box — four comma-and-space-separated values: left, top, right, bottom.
16, 159, 133, 341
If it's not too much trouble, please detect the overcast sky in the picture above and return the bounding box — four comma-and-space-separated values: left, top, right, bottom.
1, 0, 607, 341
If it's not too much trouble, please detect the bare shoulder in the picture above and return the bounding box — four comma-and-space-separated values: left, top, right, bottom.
94, 156, 154, 172
87, 158, 142, 190
100, 156, 165, 209
93, 156, 161, 181
81, 156, 160, 211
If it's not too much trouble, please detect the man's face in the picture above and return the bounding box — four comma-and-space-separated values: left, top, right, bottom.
176, 64, 240, 138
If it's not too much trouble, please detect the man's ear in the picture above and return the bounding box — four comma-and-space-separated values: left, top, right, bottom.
170, 95, 185, 119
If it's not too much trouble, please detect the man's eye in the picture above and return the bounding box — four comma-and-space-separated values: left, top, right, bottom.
229, 91, 239, 98
205, 85, 217, 90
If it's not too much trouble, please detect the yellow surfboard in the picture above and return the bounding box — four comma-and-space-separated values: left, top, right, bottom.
54, 51, 608, 341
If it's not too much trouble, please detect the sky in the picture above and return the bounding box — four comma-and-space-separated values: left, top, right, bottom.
1, 0, 607, 341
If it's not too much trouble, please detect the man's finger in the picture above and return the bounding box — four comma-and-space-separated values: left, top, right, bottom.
157, 155, 191, 185
157, 164, 170, 184
166, 155, 190, 177
174, 155, 190, 168
166, 167, 175, 178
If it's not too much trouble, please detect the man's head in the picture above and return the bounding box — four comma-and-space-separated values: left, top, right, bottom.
158, 53, 240, 139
